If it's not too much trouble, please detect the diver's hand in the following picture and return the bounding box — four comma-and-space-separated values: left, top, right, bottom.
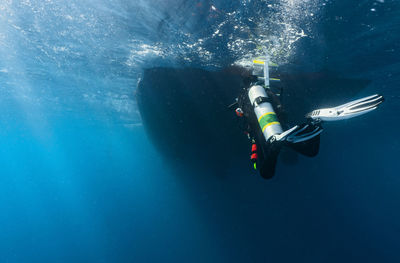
272, 123, 323, 144
306, 94, 384, 121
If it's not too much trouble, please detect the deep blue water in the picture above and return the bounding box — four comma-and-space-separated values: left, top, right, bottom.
0, 0, 399, 262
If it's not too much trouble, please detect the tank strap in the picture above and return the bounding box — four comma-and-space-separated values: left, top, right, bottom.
254, 96, 272, 106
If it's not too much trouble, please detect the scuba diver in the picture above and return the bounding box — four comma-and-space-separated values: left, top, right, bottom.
230, 54, 384, 179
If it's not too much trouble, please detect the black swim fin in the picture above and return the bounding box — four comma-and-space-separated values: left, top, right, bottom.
258, 150, 280, 179
288, 134, 320, 157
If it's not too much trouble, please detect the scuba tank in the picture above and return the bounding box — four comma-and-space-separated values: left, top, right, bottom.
247, 85, 283, 142
245, 84, 282, 179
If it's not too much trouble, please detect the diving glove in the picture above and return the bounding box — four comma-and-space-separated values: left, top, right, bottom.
306, 94, 384, 122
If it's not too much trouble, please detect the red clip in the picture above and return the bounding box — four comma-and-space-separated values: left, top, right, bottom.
251, 143, 257, 153
235, 108, 244, 117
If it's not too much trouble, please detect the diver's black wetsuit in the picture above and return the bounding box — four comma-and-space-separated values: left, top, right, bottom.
237, 84, 283, 178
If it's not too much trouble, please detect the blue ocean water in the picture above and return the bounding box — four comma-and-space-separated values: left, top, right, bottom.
0, 0, 399, 262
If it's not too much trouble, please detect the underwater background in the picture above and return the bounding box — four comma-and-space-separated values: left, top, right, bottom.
0, 0, 399, 262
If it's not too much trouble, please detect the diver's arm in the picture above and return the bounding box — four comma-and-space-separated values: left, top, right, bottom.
306, 94, 384, 122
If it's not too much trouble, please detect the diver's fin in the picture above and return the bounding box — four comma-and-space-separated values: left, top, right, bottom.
273, 123, 323, 144
288, 134, 320, 157
257, 140, 280, 179
306, 94, 384, 121
259, 151, 279, 179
